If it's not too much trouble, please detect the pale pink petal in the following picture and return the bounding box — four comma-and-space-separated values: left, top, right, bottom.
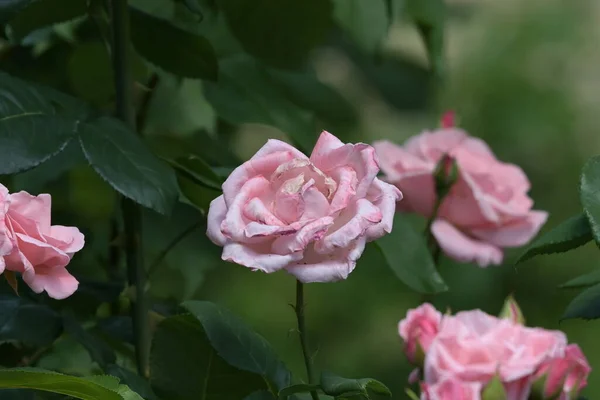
8, 192, 52, 233
373, 140, 433, 182
0, 257, 5, 274
502, 377, 532, 400
222, 149, 305, 206
431, 219, 503, 267
408, 368, 420, 384
329, 167, 357, 214
301, 186, 329, 220
471, 211, 548, 247
315, 199, 381, 254
222, 242, 302, 273
316, 143, 379, 198
272, 217, 334, 255
309, 131, 345, 165
244, 198, 285, 226
393, 172, 436, 216
408, 129, 467, 161
439, 174, 499, 227
12, 233, 71, 269
285, 237, 366, 282
365, 178, 402, 240
422, 378, 482, 400
45, 225, 85, 254
22, 266, 79, 300
252, 138, 306, 160
221, 176, 271, 242
274, 175, 306, 224
459, 136, 496, 160
0, 185, 11, 256
207, 195, 229, 246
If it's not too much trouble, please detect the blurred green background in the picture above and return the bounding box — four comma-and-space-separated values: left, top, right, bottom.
2, 0, 599, 398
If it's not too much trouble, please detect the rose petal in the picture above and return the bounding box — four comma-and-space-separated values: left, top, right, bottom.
315, 199, 381, 254
285, 237, 366, 283
12, 233, 71, 270
221, 176, 271, 242
8, 192, 52, 234
45, 225, 85, 255
301, 186, 330, 220
222, 144, 306, 206
471, 210, 548, 247
329, 167, 357, 214
222, 242, 302, 273
22, 266, 79, 300
309, 131, 345, 164
431, 219, 503, 267
439, 173, 500, 226
272, 217, 334, 255
274, 175, 306, 224
365, 178, 402, 240
207, 195, 229, 246
244, 197, 285, 226
373, 140, 433, 181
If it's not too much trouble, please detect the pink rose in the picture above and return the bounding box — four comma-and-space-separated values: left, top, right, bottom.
207, 131, 402, 282
374, 127, 547, 267
535, 344, 591, 399
423, 310, 567, 400
0, 186, 84, 299
399, 303, 442, 364
421, 377, 482, 400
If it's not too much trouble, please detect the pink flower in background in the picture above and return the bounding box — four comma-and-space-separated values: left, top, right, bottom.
398, 303, 590, 400
374, 120, 547, 267
0, 185, 84, 299
207, 131, 402, 283
399, 303, 442, 364
421, 377, 482, 400
535, 344, 591, 399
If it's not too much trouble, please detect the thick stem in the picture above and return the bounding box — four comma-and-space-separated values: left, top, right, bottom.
110, 0, 149, 377
295, 281, 319, 400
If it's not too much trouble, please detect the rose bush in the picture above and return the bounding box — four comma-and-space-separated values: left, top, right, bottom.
399, 303, 591, 400
374, 127, 547, 267
0, 185, 84, 299
207, 131, 402, 282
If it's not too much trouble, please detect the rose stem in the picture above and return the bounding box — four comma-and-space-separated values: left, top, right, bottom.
110, 0, 150, 377
295, 280, 320, 400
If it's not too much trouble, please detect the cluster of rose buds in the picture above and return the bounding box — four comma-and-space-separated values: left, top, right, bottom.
0, 184, 84, 299
399, 302, 591, 400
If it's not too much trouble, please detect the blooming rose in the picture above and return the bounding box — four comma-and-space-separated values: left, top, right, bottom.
398, 303, 442, 364
374, 126, 547, 267
207, 131, 402, 282
421, 377, 482, 400
398, 303, 590, 400
0, 185, 84, 299
534, 344, 591, 399
424, 310, 566, 399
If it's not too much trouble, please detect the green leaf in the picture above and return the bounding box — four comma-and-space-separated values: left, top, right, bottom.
78, 116, 179, 215
0, 295, 62, 346
0, 71, 84, 174
516, 213, 592, 264
561, 283, 600, 321
278, 384, 321, 399
332, 0, 389, 54
63, 315, 116, 369
182, 300, 292, 391
266, 68, 358, 131
150, 314, 265, 400
130, 7, 218, 80
245, 391, 276, 400
0, 368, 143, 400
404, 0, 445, 78
560, 269, 600, 289
580, 156, 600, 245
219, 0, 334, 69
104, 365, 157, 400
7, 0, 87, 42
481, 374, 506, 400
165, 154, 223, 191
204, 56, 317, 152
374, 214, 448, 294
320, 372, 391, 398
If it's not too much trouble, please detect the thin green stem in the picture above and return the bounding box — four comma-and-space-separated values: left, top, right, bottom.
109, 0, 149, 377
295, 281, 319, 400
